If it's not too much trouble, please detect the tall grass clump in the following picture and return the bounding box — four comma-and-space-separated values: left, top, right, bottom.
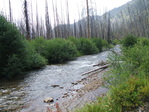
47, 39, 77, 63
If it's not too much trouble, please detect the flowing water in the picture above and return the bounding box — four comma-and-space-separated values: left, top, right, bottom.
0, 45, 120, 112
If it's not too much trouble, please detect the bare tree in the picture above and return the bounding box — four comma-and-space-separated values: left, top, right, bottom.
36, 0, 39, 37
45, 0, 52, 39
73, 20, 77, 37
24, 0, 30, 39
107, 12, 111, 43
8, 0, 12, 22
66, 0, 70, 38
86, 0, 90, 38
30, 0, 35, 39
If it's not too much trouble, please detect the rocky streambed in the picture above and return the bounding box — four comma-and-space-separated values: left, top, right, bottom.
57, 69, 109, 112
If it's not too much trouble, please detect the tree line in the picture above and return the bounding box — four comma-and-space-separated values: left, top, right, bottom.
1, 0, 149, 41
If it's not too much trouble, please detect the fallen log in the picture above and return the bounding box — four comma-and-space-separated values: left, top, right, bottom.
93, 61, 108, 67
82, 64, 110, 76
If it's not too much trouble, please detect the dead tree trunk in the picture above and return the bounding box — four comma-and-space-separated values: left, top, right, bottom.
8, 0, 12, 22
24, 0, 30, 39
45, 0, 52, 39
86, 0, 90, 38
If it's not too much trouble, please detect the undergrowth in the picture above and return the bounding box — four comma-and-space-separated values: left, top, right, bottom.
75, 35, 149, 112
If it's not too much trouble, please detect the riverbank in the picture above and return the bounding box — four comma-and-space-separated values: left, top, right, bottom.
48, 68, 109, 112
69, 37, 149, 112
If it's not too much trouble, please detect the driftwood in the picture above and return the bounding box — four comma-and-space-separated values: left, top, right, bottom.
93, 61, 108, 67
82, 64, 110, 76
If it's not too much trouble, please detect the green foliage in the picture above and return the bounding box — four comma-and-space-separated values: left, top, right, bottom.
107, 43, 149, 85
0, 15, 47, 79
122, 35, 137, 47
68, 37, 99, 55
111, 39, 120, 45
75, 93, 122, 112
76, 37, 149, 112
0, 15, 26, 78
140, 84, 149, 102
30, 37, 49, 58
122, 45, 149, 74
77, 38, 99, 55
68, 37, 82, 56
24, 40, 47, 70
91, 38, 103, 52
2, 54, 24, 79
102, 39, 111, 50
137, 37, 149, 46
47, 39, 77, 63
111, 76, 149, 110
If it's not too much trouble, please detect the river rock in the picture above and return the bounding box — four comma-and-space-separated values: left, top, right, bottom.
62, 92, 69, 98
44, 97, 54, 103
51, 85, 59, 88
59, 87, 64, 89
71, 82, 78, 85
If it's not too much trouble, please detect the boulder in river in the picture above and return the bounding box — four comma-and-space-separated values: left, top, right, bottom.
44, 97, 54, 103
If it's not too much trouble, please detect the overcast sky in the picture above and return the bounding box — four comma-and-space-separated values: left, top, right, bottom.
0, 0, 131, 25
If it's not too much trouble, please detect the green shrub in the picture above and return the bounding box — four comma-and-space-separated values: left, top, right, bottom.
2, 54, 24, 78
47, 39, 77, 63
91, 38, 103, 52
112, 39, 120, 45
111, 76, 149, 111
25, 41, 47, 70
68, 37, 82, 56
0, 15, 26, 78
122, 44, 149, 74
76, 76, 149, 112
76, 93, 122, 112
140, 84, 149, 102
137, 37, 149, 46
77, 38, 99, 55
122, 35, 137, 47
30, 37, 49, 58
76, 37, 149, 112
102, 39, 110, 49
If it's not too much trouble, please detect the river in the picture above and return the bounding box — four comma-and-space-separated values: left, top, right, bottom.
0, 45, 120, 112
